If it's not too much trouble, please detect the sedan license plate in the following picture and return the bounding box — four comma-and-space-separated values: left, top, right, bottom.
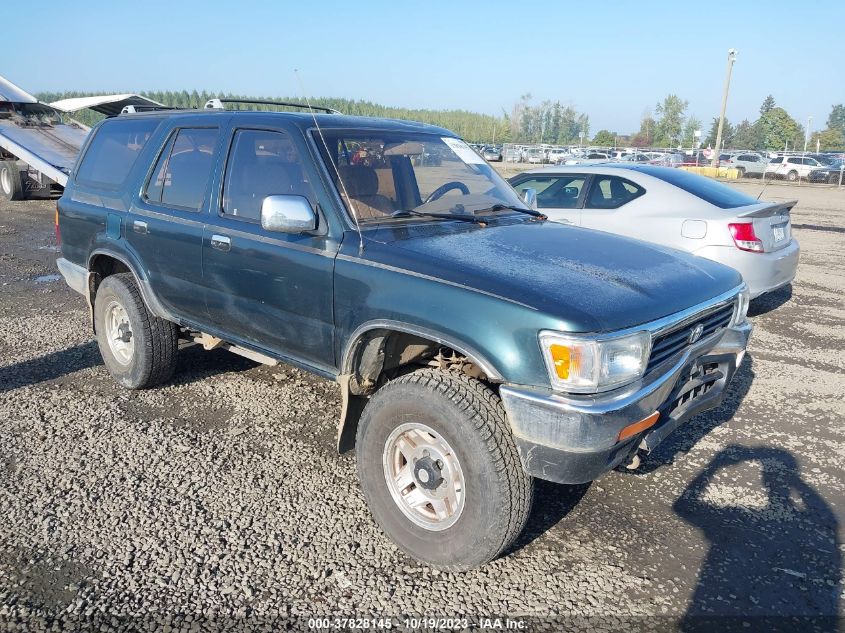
772, 222, 787, 243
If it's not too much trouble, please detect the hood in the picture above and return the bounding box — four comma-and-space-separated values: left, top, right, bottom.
363, 220, 741, 333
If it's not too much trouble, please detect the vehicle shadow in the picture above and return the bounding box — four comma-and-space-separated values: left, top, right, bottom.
675, 445, 840, 631
169, 342, 258, 387
0, 340, 259, 395
632, 353, 755, 475
0, 341, 102, 394
749, 283, 793, 317
505, 480, 591, 555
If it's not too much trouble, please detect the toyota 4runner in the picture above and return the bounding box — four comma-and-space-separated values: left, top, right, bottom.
56, 104, 751, 569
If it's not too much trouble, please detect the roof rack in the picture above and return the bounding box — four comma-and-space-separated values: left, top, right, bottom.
120, 104, 181, 114
203, 98, 340, 114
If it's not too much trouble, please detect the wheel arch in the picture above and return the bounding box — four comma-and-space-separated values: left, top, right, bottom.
87, 249, 177, 329
336, 320, 505, 453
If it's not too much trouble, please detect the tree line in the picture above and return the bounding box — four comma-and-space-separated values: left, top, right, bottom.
598, 94, 844, 152
35, 89, 508, 144
35, 89, 844, 151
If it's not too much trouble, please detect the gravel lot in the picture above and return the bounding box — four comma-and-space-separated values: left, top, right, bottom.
0, 182, 843, 631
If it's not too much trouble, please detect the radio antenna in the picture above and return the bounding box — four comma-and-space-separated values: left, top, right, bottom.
294, 69, 364, 251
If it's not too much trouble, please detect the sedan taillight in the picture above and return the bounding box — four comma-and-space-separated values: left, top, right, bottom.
729, 222, 763, 253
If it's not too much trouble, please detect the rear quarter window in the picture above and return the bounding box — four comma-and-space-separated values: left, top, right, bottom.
76, 118, 161, 188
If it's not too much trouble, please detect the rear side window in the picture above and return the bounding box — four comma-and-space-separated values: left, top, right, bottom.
769, 157, 783, 163
585, 175, 644, 209
143, 128, 219, 210
76, 118, 160, 188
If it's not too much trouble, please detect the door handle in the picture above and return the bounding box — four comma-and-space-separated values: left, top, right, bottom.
210, 234, 231, 252
133, 220, 148, 234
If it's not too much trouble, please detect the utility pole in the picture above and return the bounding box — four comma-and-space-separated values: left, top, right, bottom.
712, 48, 737, 167
803, 116, 812, 154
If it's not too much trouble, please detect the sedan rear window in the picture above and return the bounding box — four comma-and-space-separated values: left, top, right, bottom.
632, 165, 760, 209
76, 118, 160, 188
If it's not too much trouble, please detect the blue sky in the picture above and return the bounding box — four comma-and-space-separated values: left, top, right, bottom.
5, 0, 844, 133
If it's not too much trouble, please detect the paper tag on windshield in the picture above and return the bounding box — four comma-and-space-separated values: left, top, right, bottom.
441, 137, 485, 165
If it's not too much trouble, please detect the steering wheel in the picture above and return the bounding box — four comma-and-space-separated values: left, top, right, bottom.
424, 181, 470, 203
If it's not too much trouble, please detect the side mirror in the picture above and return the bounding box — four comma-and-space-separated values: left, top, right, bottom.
260, 195, 317, 233
522, 187, 538, 210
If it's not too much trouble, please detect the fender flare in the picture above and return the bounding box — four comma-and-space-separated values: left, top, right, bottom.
341, 319, 504, 382
336, 319, 505, 453
87, 248, 178, 324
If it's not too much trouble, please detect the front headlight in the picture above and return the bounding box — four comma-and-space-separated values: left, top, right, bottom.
733, 285, 750, 325
539, 330, 651, 394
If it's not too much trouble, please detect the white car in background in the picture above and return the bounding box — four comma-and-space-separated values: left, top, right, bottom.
719, 152, 767, 177
765, 155, 824, 181
546, 148, 570, 164
509, 164, 799, 299
564, 152, 611, 165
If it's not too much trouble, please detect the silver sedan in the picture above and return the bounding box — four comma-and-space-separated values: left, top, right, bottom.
509, 164, 799, 299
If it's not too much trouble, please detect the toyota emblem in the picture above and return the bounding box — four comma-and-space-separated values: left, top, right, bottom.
688, 323, 705, 344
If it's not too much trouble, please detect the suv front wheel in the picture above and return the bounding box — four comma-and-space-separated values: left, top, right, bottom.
356, 368, 533, 570
94, 273, 179, 389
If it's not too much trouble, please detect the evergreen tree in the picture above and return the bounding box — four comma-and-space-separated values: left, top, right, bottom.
759, 95, 776, 116
826, 104, 845, 135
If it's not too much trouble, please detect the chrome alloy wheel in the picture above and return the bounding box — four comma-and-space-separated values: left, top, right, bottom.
383, 422, 466, 531
104, 299, 134, 365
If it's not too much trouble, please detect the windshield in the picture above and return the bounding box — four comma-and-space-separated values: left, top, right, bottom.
315, 130, 526, 223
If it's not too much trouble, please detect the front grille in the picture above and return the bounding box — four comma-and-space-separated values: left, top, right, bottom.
646, 301, 735, 373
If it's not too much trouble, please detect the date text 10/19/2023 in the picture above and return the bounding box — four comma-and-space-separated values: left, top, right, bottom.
307, 617, 528, 630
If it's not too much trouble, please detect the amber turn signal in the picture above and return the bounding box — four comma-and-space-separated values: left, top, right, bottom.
618, 411, 660, 442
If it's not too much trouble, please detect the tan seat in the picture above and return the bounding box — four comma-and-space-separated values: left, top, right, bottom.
337, 165, 394, 220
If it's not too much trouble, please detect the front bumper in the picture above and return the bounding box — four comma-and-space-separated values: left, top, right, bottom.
500, 322, 752, 484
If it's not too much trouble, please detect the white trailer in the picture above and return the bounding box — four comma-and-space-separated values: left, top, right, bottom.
0, 74, 164, 201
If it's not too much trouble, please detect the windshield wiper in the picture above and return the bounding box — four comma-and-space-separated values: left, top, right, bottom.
473, 203, 547, 219
390, 209, 489, 225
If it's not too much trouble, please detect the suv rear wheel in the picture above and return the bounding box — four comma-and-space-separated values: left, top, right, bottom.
356, 368, 533, 570
735, 166, 745, 178
786, 170, 798, 181
94, 273, 179, 389
0, 161, 24, 201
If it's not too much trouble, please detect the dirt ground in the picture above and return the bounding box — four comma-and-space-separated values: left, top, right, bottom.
0, 180, 842, 632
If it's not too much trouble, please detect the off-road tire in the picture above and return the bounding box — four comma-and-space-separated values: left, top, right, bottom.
0, 161, 24, 201
786, 170, 798, 182
94, 273, 178, 389
356, 368, 533, 570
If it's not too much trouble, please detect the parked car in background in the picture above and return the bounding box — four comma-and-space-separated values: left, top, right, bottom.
481, 146, 503, 162
503, 146, 523, 162
619, 153, 652, 163
525, 147, 546, 163
719, 152, 767, 178
509, 164, 799, 299
546, 148, 569, 164
564, 152, 610, 165
807, 159, 845, 184
765, 155, 824, 181
648, 153, 685, 167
